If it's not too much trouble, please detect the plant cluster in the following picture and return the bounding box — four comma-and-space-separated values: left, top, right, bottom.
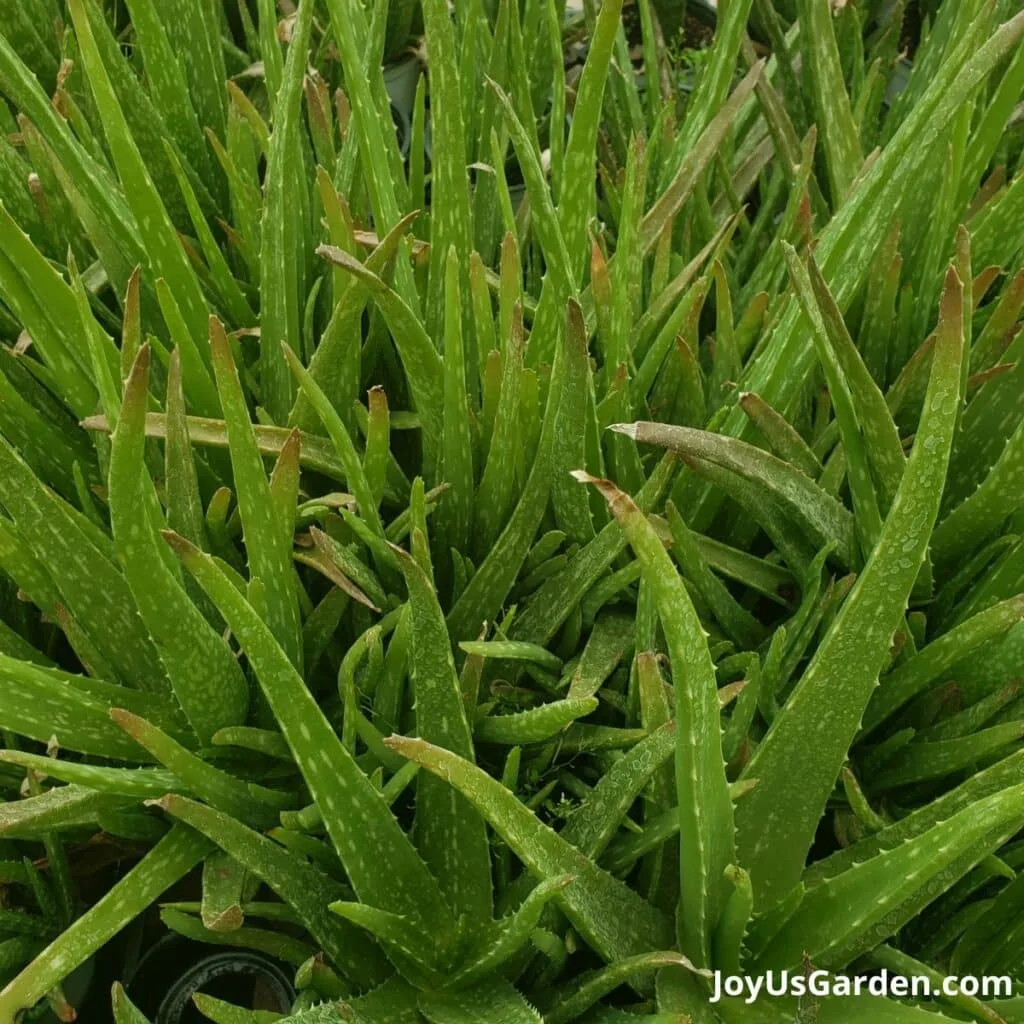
1, 0, 1024, 1021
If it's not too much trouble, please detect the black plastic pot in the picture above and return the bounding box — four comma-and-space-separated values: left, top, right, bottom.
124, 934, 295, 1024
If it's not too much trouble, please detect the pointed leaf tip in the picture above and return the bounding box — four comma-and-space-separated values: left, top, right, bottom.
109, 707, 139, 732
161, 529, 201, 563
607, 422, 639, 438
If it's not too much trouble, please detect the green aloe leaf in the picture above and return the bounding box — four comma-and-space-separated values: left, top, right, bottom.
752, 786, 1024, 972
258, 0, 315, 422
578, 473, 733, 967
419, 978, 541, 1024
732, 269, 965, 909
0, 826, 210, 1019
209, 317, 303, 669
0, 440, 169, 693
864, 594, 1024, 731
448, 876, 573, 987
0, 750, 178, 798
617, 423, 859, 569
110, 710, 282, 829
475, 698, 599, 745
109, 346, 249, 743
684, 8, 1024, 533
445, 300, 569, 641
545, 952, 704, 1024
386, 736, 674, 962
0, 785, 134, 840
392, 544, 493, 925
156, 795, 390, 987
164, 534, 455, 945
66, 0, 209, 355
797, 0, 863, 203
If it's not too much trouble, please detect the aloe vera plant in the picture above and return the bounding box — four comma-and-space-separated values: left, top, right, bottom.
1, 0, 1024, 1022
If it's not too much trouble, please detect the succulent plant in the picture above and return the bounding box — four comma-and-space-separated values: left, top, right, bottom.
0, 0, 1024, 1022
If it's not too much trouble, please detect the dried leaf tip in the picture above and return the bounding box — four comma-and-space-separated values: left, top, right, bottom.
208, 315, 231, 358
607, 422, 639, 439
161, 529, 202, 564
108, 707, 138, 730
571, 471, 638, 521
383, 735, 430, 757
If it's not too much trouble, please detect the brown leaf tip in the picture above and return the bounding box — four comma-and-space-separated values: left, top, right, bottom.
607, 422, 639, 439
161, 529, 201, 564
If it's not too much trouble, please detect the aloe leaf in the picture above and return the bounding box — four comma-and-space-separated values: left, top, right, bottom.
733, 269, 965, 909
386, 736, 674, 961
0, 440, 169, 693
558, 0, 623, 284
110, 346, 249, 742
154, 277, 221, 419
509, 454, 677, 646
163, 907, 316, 966
338, 977, 424, 1024
199, 852, 249, 934
752, 786, 1024, 972
191, 992, 277, 1024
786, 245, 883, 555
86, 411, 375, 490
259, 0, 314, 422
489, 79, 573, 296
546, 952, 704, 1024
322, 0, 416, 305
0, 750, 178, 799
0, 825, 210, 1019
164, 534, 455, 941
445, 300, 568, 641
112, 983, 154, 1024
440, 248, 475, 555
209, 318, 303, 669
641, 63, 764, 257
864, 594, 1024, 731
803, 251, 906, 509
449, 875, 573, 987
327, 901, 441, 983
0, 206, 96, 418
111, 710, 280, 829
622, 422, 857, 568
869, 722, 1024, 790
0, 785, 133, 840
164, 349, 212, 549
475, 698, 599, 745
151, 0, 226, 142
421, 0, 472, 336
316, 244, 443, 458
665, 502, 765, 649
685, 9, 1024, 531
392, 544, 492, 924
121, 0, 214, 194
797, 0, 863, 203
157, 795, 390, 986
295, 197, 410, 431
551, 302, 598, 546
474, 304, 526, 557
66, 0, 209, 351
419, 978, 541, 1024
932, 414, 1024, 568
567, 611, 635, 700
578, 473, 733, 966
283, 345, 384, 541
560, 722, 676, 860
0, 32, 138, 263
